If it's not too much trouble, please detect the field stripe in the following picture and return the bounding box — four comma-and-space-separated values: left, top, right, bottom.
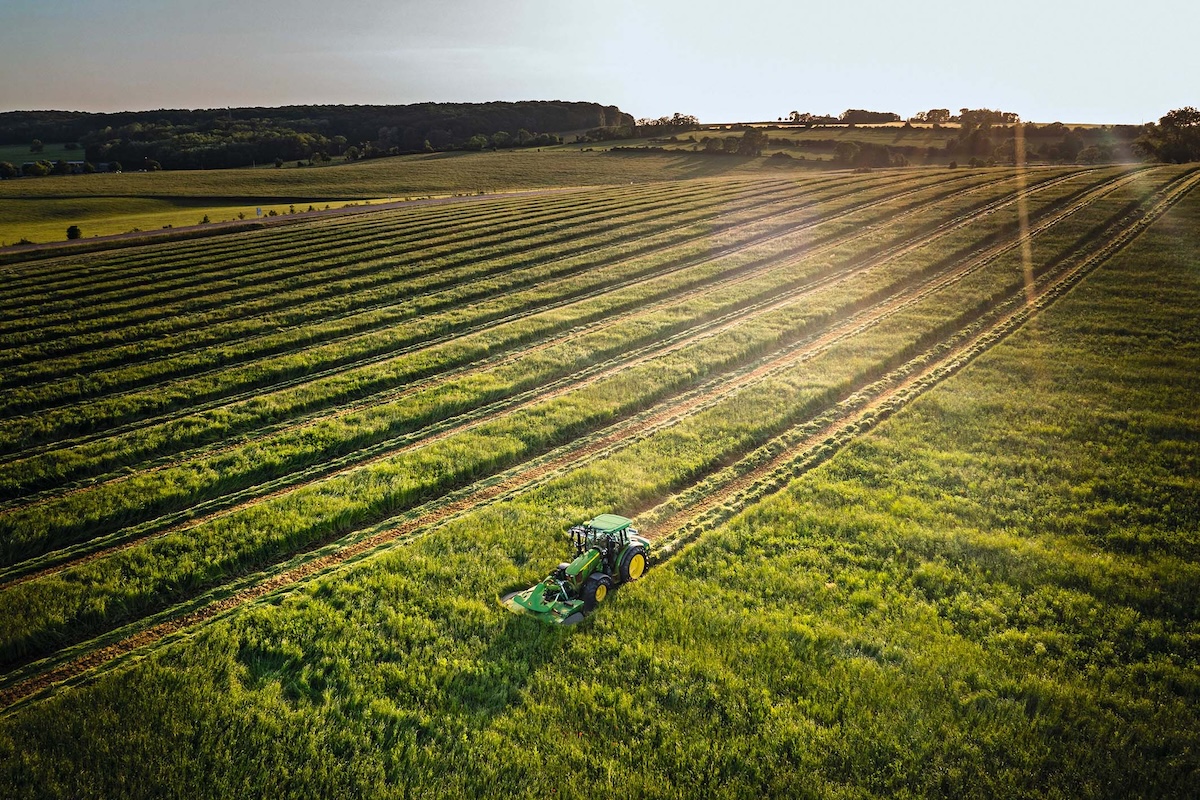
0, 172, 1033, 574
0, 176, 858, 327
0, 180, 779, 347
0, 175, 903, 410
1, 175, 833, 297
0, 178, 781, 328
0, 182, 686, 307
0, 170, 1047, 517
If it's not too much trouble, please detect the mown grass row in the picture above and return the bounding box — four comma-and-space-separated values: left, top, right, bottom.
0, 148, 768, 289
0, 186, 602, 309
0, 170, 1042, 558
0, 174, 895, 385
2, 179, 1032, 537
0, 170, 1070, 501
0, 188, 549, 297
0, 165, 1132, 544
6, 173, 874, 323
3, 169, 1170, 695
0, 167, 1171, 667
0, 178, 796, 350
0, 179, 802, 339
0, 172, 999, 449
0, 176, 803, 331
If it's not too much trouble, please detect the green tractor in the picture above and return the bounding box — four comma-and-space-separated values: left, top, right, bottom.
503, 514, 649, 625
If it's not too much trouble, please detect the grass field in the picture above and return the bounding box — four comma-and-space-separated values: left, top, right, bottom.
0, 196, 386, 247
0, 150, 787, 245
0, 162, 1196, 797
0, 143, 80, 165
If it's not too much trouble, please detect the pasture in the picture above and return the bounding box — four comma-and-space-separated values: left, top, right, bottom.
0, 163, 1196, 797
0, 150, 778, 245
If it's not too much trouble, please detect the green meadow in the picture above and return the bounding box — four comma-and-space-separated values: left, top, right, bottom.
0, 159, 1195, 797
0, 149, 785, 244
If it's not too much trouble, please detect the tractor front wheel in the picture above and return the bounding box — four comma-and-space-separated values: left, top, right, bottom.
618, 546, 647, 583
582, 574, 613, 610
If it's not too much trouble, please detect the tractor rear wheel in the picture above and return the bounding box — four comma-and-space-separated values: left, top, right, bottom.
581, 574, 613, 610
618, 546, 647, 583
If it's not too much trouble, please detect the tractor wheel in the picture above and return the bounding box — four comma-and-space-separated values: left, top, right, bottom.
618, 546, 647, 583
581, 574, 613, 610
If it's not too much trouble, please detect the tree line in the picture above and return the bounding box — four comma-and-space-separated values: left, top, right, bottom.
0, 102, 633, 172
785, 109, 902, 126
572, 113, 701, 144
1135, 107, 1200, 163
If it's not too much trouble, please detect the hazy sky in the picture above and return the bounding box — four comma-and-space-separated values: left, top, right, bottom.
1, 0, 1195, 124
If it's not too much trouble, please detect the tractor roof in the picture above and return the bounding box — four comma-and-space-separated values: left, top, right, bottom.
586, 513, 634, 534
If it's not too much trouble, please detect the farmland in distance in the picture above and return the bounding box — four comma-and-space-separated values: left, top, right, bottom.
0, 163, 1197, 797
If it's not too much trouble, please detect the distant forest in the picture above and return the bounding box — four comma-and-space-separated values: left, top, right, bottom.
1, 101, 1196, 175
0, 101, 635, 171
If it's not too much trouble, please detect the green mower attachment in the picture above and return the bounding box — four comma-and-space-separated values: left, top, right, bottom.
503, 514, 650, 625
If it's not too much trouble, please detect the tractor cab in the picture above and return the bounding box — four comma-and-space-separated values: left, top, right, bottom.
569, 512, 638, 563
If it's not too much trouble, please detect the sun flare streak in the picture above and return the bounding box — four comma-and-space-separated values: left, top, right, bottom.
1014, 123, 1035, 307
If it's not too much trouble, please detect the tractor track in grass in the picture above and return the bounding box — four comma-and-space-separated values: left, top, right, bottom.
0, 182, 621, 291
1, 166, 1189, 716
2, 174, 831, 311
0, 189, 569, 312
641, 165, 1200, 558
0, 166, 1148, 662
0, 171, 1001, 462
0, 168, 1083, 553
0, 174, 886, 388
0, 179, 782, 370
0, 184, 619, 295
0, 189, 605, 320
0, 177, 802, 359
2, 175, 860, 340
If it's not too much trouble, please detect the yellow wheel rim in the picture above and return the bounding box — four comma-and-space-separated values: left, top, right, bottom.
594, 583, 607, 603
628, 553, 646, 581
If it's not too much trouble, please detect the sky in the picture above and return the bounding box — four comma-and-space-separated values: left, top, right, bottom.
1, 0, 1195, 124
